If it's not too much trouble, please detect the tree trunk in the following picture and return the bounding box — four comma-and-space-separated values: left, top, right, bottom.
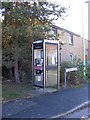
14, 1, 20, 83
9, 67, 13, 80
14, 60, 20, 83
19, 62, 23, 82
14, 34, 20, 83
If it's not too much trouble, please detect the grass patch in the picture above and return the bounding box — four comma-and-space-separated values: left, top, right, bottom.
2, 82, 34, 101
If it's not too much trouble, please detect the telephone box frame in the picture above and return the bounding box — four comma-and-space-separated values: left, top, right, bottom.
32, 40, 60, 89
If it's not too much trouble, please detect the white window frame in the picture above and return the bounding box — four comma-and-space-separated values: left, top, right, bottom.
69, 34, 73, 45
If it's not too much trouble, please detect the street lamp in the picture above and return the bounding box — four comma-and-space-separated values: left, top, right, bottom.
81, 0, 88, 79
85, 0, 90, 66
81, 1, 86, 79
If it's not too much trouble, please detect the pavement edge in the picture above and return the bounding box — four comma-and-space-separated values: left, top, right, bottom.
50, 101, 90, 118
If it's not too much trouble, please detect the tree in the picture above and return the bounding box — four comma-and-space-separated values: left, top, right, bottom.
2, 2, 66, 83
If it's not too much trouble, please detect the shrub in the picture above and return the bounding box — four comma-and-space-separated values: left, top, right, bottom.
19, 62, 32, 84
60, 56, 87, 87
86, 65, 90, 80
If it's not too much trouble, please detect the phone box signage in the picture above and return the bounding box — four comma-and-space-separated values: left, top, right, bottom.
34, 43, 43, 49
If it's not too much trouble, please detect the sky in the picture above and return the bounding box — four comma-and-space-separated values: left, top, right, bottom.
50, 0, 88, 39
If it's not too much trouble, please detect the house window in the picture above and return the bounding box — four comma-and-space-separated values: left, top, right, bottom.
70, 54, 73, 63
69, 34, 73, 45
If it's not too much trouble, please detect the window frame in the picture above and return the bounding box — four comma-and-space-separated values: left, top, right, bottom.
69, 34, 73, 45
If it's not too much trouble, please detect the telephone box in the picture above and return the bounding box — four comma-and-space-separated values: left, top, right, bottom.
32, 40, 60, 89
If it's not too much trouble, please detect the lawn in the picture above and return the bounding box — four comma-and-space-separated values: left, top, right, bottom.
2, 81, 34, 101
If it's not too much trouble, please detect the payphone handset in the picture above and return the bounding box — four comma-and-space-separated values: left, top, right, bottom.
35, 58, 40, 66
35, 58, 43, 66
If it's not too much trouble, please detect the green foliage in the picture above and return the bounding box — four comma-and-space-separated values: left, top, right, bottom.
60, 56, 87, 87
86, 65, 90, 80
73, 56, 84, 81
2, 2, 66, 82
61, 61, 72, 85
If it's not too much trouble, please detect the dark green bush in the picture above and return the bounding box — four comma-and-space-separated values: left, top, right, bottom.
86, 65, 90, 80
19, 62, 32, 84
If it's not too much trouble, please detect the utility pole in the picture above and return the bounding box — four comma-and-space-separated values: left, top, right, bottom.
81, 3, 86, 79
85, 0, 90, 66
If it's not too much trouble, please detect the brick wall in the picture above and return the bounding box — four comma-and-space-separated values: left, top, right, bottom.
51, 26, 88, 63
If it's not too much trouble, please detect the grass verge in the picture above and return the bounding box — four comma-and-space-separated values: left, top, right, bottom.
2, 82, 34, 101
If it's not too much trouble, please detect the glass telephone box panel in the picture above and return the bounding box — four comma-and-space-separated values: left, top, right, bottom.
33, 43, 43, 87
46, 44, 58, 87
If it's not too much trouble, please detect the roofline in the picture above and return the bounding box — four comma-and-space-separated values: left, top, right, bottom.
52, 25, 81, 37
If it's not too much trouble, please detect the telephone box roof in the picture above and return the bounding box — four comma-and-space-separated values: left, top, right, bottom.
33, 39, 59, 44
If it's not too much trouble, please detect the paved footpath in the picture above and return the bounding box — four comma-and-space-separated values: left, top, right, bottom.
2, 83, 89, 119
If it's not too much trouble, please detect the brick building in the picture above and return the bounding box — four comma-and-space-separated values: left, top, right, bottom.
49, 25, 88, 64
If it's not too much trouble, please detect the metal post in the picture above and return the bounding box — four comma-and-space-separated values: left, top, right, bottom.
60, 44, 61, 85
65, 68, 66, 89
43, 41, 45, 92
81, 5, 86, 79
58, 42, 60, 90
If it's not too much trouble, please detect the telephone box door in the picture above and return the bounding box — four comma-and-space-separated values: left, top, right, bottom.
45, 43, 58, 88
